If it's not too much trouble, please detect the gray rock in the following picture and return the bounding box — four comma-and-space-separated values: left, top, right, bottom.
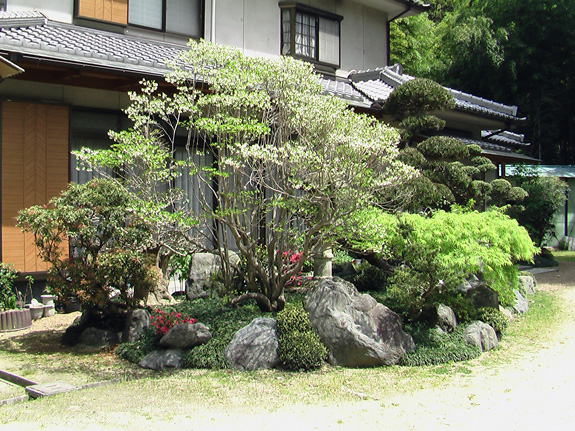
512, 289, 529, 314
159, 322, 212, 350
186, 251, 240, 300
465, 284, 499, 310
80, 327, 120, 348
139, 349, 183, 370
437, 304, 457, 333
303, 278, 415, 367
518, 275, 537, 295
224, 318, 280, 371
499, 305, 514, 323
465, 321, 498, 352
121, 309, 151, 343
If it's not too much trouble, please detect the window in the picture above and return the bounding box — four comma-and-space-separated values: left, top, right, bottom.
280, 2, 342, 67
129, 0, 202, 36
76, 0, 203, 38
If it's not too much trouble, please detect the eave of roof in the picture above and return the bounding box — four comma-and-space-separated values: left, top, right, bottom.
348, 65, 525, 123
0, 11, 186, 78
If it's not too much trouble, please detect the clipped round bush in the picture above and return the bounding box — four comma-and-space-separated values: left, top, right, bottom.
276, 305, 327, 371
476, 307, 509, 337
384, 78, 455, 116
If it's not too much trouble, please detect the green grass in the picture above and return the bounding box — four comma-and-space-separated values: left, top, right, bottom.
552, 250, 575, 262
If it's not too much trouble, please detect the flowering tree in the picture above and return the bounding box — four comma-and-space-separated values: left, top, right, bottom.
77, 40, 414, 311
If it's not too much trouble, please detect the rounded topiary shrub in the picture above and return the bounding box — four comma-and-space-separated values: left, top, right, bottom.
276, 305, 327, 371
476, 307, 509, 337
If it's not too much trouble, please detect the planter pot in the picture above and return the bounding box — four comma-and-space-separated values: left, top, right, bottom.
0, 309, 32, 332
43, 305, 55, 317
27, 305, 44, 320
41, 295, 56, 307
41, 295, 57, 317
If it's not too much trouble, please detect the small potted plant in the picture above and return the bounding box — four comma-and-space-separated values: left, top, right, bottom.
0, 263, 32, 331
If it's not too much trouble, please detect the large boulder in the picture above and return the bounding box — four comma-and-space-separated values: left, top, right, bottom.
159, 322, 212, 350
303, 278, 415, 367
80, 327, 120, 349
139, 349, 183, 370
224, 318, 280, 371
121, 309, 151, 343
464, 284, 499, 310
464, 321, 498, 352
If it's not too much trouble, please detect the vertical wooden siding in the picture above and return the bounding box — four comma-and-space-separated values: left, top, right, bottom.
1, 101, 69, 273
78, 0, 128, 25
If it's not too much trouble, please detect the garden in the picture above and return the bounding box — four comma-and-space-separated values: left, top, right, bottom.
1, 41, 567, 382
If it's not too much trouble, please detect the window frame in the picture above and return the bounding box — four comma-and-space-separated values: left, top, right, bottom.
279, 2, 343, 69
74, 0, 204, 39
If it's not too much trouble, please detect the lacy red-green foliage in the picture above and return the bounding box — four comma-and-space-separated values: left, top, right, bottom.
17, 179, 157, 310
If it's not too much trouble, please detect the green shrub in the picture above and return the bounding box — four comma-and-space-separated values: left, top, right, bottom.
353, 262, 388, 292
0, 263, 18, 310
115, 329, 160, 364
476, 307, 508, 337
179, 298, 265, 369
399, 324, 482, 366
17, 179, 157, 310
276, 304, 327, 371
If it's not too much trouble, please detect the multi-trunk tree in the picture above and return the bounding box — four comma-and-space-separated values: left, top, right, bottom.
73, 40, 415, 312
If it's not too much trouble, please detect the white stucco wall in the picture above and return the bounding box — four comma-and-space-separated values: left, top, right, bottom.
7, 0, 74, 23
212, 0, 389, 73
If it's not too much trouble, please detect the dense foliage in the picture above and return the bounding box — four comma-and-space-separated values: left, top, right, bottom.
276, 304, 327, 371
383, 77, 524, 212
399, 324, 482, 366
343, 207, 538, 317
0, 263, 18, 310
101, 40, 414, 312
17, 179, 158, 310
507, 168, 568, 246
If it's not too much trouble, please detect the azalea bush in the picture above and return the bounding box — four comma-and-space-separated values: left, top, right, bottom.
150, 309, 197, 335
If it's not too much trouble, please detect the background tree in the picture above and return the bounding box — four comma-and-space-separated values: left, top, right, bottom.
507, 167, 568, 246
390, 0, 575, 164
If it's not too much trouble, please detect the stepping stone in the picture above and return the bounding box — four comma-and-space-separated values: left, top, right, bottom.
26, 382, 79, 399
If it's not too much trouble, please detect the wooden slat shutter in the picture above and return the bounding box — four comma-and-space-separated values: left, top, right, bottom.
78, 0, 128, 25
1, 101, 69, 273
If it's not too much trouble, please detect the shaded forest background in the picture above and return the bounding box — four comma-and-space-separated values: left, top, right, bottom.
390, 0, 575, 164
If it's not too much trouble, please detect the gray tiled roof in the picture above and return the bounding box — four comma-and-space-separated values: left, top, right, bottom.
481, 130, 530, 147
0, 11, 186, 77
348, 64, 524, 122
319, 76, 371, 107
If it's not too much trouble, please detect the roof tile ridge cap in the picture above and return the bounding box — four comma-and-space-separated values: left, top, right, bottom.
0, 10, 47, 28
448, 87, 518, 116
347, 67, 384, 82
